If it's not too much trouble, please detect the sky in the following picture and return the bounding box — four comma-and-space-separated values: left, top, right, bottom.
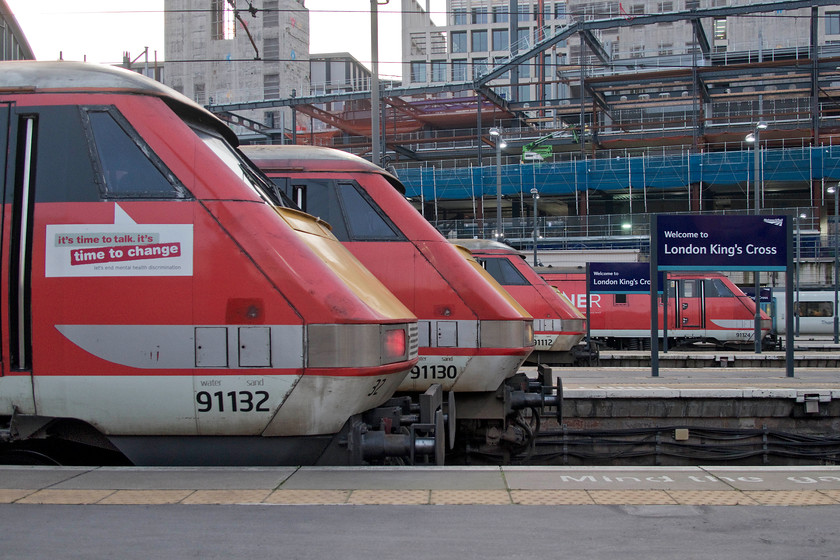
4, 0, 446, 80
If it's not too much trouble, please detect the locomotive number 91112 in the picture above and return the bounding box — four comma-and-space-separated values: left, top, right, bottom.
196, 390, 270, 413
534, 336, 556, 347
410, 364, 458, 380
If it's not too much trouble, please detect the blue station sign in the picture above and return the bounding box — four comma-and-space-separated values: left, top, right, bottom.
589, 262, 653, 293
657, 215, 788, 271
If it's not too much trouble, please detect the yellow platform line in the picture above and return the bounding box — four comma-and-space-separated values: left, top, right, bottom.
3, 488, 840, 506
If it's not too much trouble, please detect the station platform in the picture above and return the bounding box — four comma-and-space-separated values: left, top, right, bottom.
597, 350, 839, 368
2, 465, 840, 507
527, 363, 840, 395
590, 336, 840, 368
519, 364, 840, 465
596, 349, 840, 368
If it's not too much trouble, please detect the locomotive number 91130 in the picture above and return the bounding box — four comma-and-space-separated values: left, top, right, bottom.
410, 364, 459, 380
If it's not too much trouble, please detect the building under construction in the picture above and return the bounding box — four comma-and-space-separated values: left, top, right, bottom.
204, 1, 840, 281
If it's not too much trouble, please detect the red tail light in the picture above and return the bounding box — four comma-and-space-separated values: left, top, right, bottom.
382, 328, 407, 362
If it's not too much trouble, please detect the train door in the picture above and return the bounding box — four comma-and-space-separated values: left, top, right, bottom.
676, 279, 702, 329
0, 103, 8, 378
0, 103, 37, 413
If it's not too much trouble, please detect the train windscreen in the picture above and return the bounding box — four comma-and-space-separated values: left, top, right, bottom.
479, 258, 529, 286
703, 278, 735, 297
87, 109, 185, 198
267, 178, 404, 242
192, 127, 298, 209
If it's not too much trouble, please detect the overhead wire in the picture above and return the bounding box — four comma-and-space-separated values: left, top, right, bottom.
17, 4, 836, 69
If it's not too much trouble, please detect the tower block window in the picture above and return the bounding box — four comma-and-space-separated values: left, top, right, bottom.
212, 0, 236, 40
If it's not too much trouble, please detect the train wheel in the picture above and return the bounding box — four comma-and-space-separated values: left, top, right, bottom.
434, 408, 446, 466
445, 391, 457, 450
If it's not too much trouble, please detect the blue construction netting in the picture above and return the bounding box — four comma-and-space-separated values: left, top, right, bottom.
398, 146, 840, 200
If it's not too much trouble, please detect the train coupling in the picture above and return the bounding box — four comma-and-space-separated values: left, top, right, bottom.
351, 385, 446, 465
503, 365, 564, 423
574, 342, 600, 366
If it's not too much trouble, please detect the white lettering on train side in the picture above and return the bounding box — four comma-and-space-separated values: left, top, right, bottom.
561, 292, 601, 309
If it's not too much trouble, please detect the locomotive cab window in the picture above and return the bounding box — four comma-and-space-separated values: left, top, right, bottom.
85, 109, 185, 198
615, 294, 628, 305
480, 258, 529, 286
266, 177, 305, 210
704, 278, 734, 297
194, 127, 292, 207
337, 181, 403, 240
680, 279, 700, 298
291, 179, 349, 239
272, 179, 404, 242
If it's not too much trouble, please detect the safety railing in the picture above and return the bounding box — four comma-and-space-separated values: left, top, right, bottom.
432, 208, 826, 257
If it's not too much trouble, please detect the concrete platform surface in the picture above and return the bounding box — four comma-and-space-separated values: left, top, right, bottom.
2, 465, 840, 506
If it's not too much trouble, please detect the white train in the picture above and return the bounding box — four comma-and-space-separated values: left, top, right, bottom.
769, 289, 839, 337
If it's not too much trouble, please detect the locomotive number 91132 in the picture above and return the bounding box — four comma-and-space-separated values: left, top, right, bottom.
195, 390, 271, 413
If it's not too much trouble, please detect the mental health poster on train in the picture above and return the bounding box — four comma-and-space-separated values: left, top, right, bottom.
45, 204, 193, 277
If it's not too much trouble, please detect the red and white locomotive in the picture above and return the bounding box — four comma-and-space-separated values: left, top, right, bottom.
0, 62, 428, 466
242, 145, 542, 453
449, 239, 588, 365
539, 268, 771, 349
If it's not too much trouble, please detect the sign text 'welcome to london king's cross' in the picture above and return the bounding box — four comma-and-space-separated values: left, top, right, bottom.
656, 215, 787, 272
